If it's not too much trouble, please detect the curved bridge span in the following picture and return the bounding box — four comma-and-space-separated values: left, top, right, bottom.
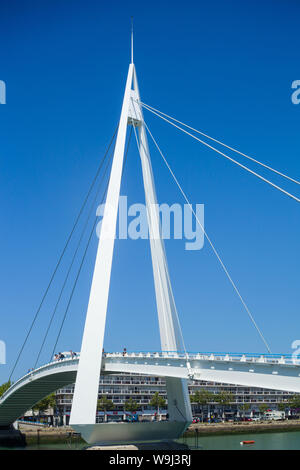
1, 352, 300, 427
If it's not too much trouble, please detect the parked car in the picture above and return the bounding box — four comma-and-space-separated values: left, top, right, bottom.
263, 411, 285, 421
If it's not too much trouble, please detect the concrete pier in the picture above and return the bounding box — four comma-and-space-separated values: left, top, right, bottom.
86, 440, 190, 450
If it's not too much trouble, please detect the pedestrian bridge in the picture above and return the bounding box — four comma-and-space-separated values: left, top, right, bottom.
1, 351, 300, 427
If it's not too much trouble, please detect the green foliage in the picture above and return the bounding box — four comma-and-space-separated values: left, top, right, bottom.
32, 393, 56, 413
190, 390, 214, 422
149, 392, 166, 411
124, 398, 140, 412
97, 396, 114, 411
277, 402, 287, 412
239, 403, 250, 417
190, 390, 214, 405
258, 403, 269, 414
239, 403, 250, 411
215, 391, 234, 406
0, 381, 11, 398
288, 395, 300, 410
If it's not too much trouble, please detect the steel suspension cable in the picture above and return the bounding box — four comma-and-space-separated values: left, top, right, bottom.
140, 104, 300, 204
50, 192, 107, 361
34, 151, 115, 369
140, 101, 300, 186
50, 128, 133, 358
8, 126, 118, 381
143, 118, 272, 354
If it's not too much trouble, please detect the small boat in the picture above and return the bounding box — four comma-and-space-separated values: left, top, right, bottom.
240, 440, 255, 445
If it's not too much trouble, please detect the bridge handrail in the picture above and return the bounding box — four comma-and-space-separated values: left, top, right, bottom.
104, 351, 300, 366
2, 351, 299, 404
105, 351, 299, 361
0, 356, 80, 403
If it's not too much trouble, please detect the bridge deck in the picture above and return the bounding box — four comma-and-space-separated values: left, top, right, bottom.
1, 352, 300, 427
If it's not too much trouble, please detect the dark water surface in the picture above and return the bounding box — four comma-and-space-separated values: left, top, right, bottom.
0, 430, 300, 450
182, 430, 300, 450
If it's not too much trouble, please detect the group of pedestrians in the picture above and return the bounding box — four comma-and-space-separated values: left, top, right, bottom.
54, 350, 77, 361
54, 352, 65, 361
52, 349, 129, 360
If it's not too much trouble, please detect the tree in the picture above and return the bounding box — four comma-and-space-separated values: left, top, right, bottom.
97, 396, 114, 412
215, 391, 234, 420
0, 381, 11, 398
149, 392, 166, 418
97, 396, 114, 423
32, 393, 56, 419
287, 395, 300, 416
258, 403, 269, 417
124, 398, 140, 413
190, 390, 214, 422
278, 402, 287, 412
239, 403, 250, 419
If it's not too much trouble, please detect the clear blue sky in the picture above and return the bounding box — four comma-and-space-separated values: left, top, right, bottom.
0, 0, 299, 383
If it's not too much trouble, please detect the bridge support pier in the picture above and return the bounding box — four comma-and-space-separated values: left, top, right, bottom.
165, 377, 192, 423
0, 425, 26, 447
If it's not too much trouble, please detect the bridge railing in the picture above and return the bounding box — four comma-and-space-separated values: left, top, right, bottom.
2, 351, 299, 404
0, 356, 80, 404
104, 351, 300, 365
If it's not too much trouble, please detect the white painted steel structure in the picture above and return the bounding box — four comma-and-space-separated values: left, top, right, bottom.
2, 352, 300, 430
3, 35, 299, 445
68, 50, 192, 442
69, 64, 135, 427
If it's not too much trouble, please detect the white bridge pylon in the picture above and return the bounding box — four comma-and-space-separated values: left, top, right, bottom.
69, 60, 192, 430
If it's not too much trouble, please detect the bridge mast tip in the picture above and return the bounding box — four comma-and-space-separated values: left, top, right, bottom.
131, 17, 134, 64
